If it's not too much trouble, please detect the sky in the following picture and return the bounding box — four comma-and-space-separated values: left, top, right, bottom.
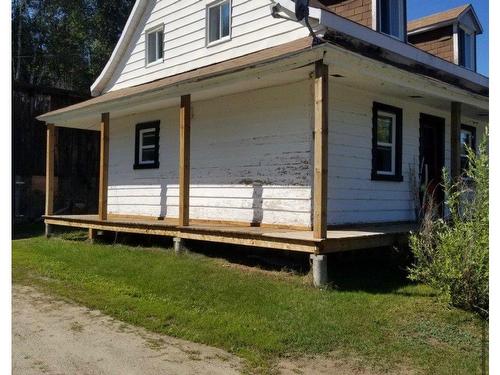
407, 0, 489, 76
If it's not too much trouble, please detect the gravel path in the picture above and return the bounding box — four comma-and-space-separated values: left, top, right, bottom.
12, 285, 242, 375
12, 285, 386, 375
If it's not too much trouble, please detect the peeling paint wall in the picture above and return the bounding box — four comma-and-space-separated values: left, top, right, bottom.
107, 80, 313, 226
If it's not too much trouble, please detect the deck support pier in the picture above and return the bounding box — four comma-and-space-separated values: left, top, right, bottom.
450, 102, 461, 178
45, 123, 55, 237
98, 113, 110, 221
310, 254, 328, 287
313, 60, 329, 239
173, 237, 187, 254
88, 228, 97, 243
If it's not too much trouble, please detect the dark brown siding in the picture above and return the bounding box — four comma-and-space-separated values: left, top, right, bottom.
408, 25, 454, 62
13, 83, 100, 221
322, 0, 373, 28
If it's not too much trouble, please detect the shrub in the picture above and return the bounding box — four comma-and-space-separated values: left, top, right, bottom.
408, 132, 489, 316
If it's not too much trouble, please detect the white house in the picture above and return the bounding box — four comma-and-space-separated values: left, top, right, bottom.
38, 0, 488, 286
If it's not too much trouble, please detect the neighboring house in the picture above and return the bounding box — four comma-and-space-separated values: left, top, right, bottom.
38, 0, 488, 286
13, 82, 99, 223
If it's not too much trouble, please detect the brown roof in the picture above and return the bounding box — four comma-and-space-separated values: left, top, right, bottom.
407, 4, 470, 32
38, 37, 317, 120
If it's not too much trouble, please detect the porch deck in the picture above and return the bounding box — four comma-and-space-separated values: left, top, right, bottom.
44, 215, 416, 254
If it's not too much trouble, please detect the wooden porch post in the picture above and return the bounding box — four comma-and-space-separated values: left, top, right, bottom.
98, 112, 109, 221
179, 94, 191, 227
450, 102, 461, 178
313, 60, 328, 239
45, 123, 55, 236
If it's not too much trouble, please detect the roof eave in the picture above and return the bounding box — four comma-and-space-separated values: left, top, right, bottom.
310, 6, 488, 92
90, 0, 149, 97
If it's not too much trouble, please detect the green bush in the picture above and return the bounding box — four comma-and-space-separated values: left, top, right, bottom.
408, 132, 488, 316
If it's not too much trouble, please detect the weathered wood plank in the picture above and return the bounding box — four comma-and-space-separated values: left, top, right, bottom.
450, 102, 461, 178
179, 95, 191, 226
45, 124, 55, 216
313, 60, 328, 239
98, 113, 110, 220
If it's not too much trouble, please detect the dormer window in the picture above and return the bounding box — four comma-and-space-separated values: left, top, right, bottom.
146, 26, 164, 66
458, 26, 476, 70
207, 0, 231, 45
377, 0, 406, 41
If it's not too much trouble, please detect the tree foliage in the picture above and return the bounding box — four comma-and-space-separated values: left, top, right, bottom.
12, 0, 135, 93
408, 132, 489, 316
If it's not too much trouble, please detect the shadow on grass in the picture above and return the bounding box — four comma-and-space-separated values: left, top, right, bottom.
12, 222, 45, 240
20, 226, 423, 296
106, 232, 419, 295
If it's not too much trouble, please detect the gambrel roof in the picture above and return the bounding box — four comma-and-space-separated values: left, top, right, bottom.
90, 0, 488, 98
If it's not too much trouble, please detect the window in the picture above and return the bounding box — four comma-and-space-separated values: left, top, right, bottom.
146, 26, 164, 65
460, 125, 476, 171
458, 27, 476, 70
377, 0, 406, 41
372, 102, 403, 181
207, 0, 231, 45
134, 121, 160, 169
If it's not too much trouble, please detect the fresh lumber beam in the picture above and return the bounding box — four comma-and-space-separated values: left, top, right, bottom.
179, 94, 191, 227
98, 113, 110, 221
450, 102, 462, 178
313, 60, 329, 239
45, 124, 55, 216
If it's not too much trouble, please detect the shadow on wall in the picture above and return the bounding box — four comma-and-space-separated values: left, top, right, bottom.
251, 182, 263, 226
152, 180, 266, 226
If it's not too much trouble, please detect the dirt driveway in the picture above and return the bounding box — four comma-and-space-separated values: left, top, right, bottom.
12, 285, 243, 375
13, 285, 383, 375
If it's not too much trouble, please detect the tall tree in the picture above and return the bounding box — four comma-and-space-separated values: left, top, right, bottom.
12, 0, 134, 94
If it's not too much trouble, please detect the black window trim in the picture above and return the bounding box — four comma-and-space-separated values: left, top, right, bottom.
371, 102, 403, 182
134, 121, 160, 170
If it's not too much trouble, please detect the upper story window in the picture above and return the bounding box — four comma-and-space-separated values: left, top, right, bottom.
207, 0, 231, 45
134, 121, 160, 169
377, 0, 406, 41
372, 102, 403, 181
146, 26, 164, 66
458, 26, 476, 70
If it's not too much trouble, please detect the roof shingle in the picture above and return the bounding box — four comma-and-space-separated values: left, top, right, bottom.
407, 4, 470, 32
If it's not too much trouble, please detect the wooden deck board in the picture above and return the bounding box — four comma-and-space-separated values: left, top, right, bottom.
44, 214, 415, 254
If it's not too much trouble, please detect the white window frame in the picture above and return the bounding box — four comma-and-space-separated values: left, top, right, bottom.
376, 111, 397, 175
206, 0, 232, 47
376, 0, 406, 41
145, 25, 164, 67
458, 25, 476, 71
138, 128, 157, 165
460, 128, 473, 159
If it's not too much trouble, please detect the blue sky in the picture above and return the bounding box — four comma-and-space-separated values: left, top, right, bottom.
407, 0, 489, 76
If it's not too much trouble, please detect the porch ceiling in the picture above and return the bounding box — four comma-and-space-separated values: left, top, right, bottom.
37, 39, 488, 130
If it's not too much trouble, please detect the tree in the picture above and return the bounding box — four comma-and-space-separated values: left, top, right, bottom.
12, 0, 134, 93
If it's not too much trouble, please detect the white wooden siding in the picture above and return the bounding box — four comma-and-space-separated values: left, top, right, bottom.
107, 80, 313, 226
103, 0, 317, 93
107, 77, 487, 227
327, 82, 487, 225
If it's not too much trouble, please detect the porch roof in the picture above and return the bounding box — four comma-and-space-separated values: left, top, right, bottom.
38, 37, 488, 129
37, 37, 318, 124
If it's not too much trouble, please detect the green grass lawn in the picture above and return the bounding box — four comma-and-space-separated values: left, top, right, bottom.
12, 232, 487, 374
